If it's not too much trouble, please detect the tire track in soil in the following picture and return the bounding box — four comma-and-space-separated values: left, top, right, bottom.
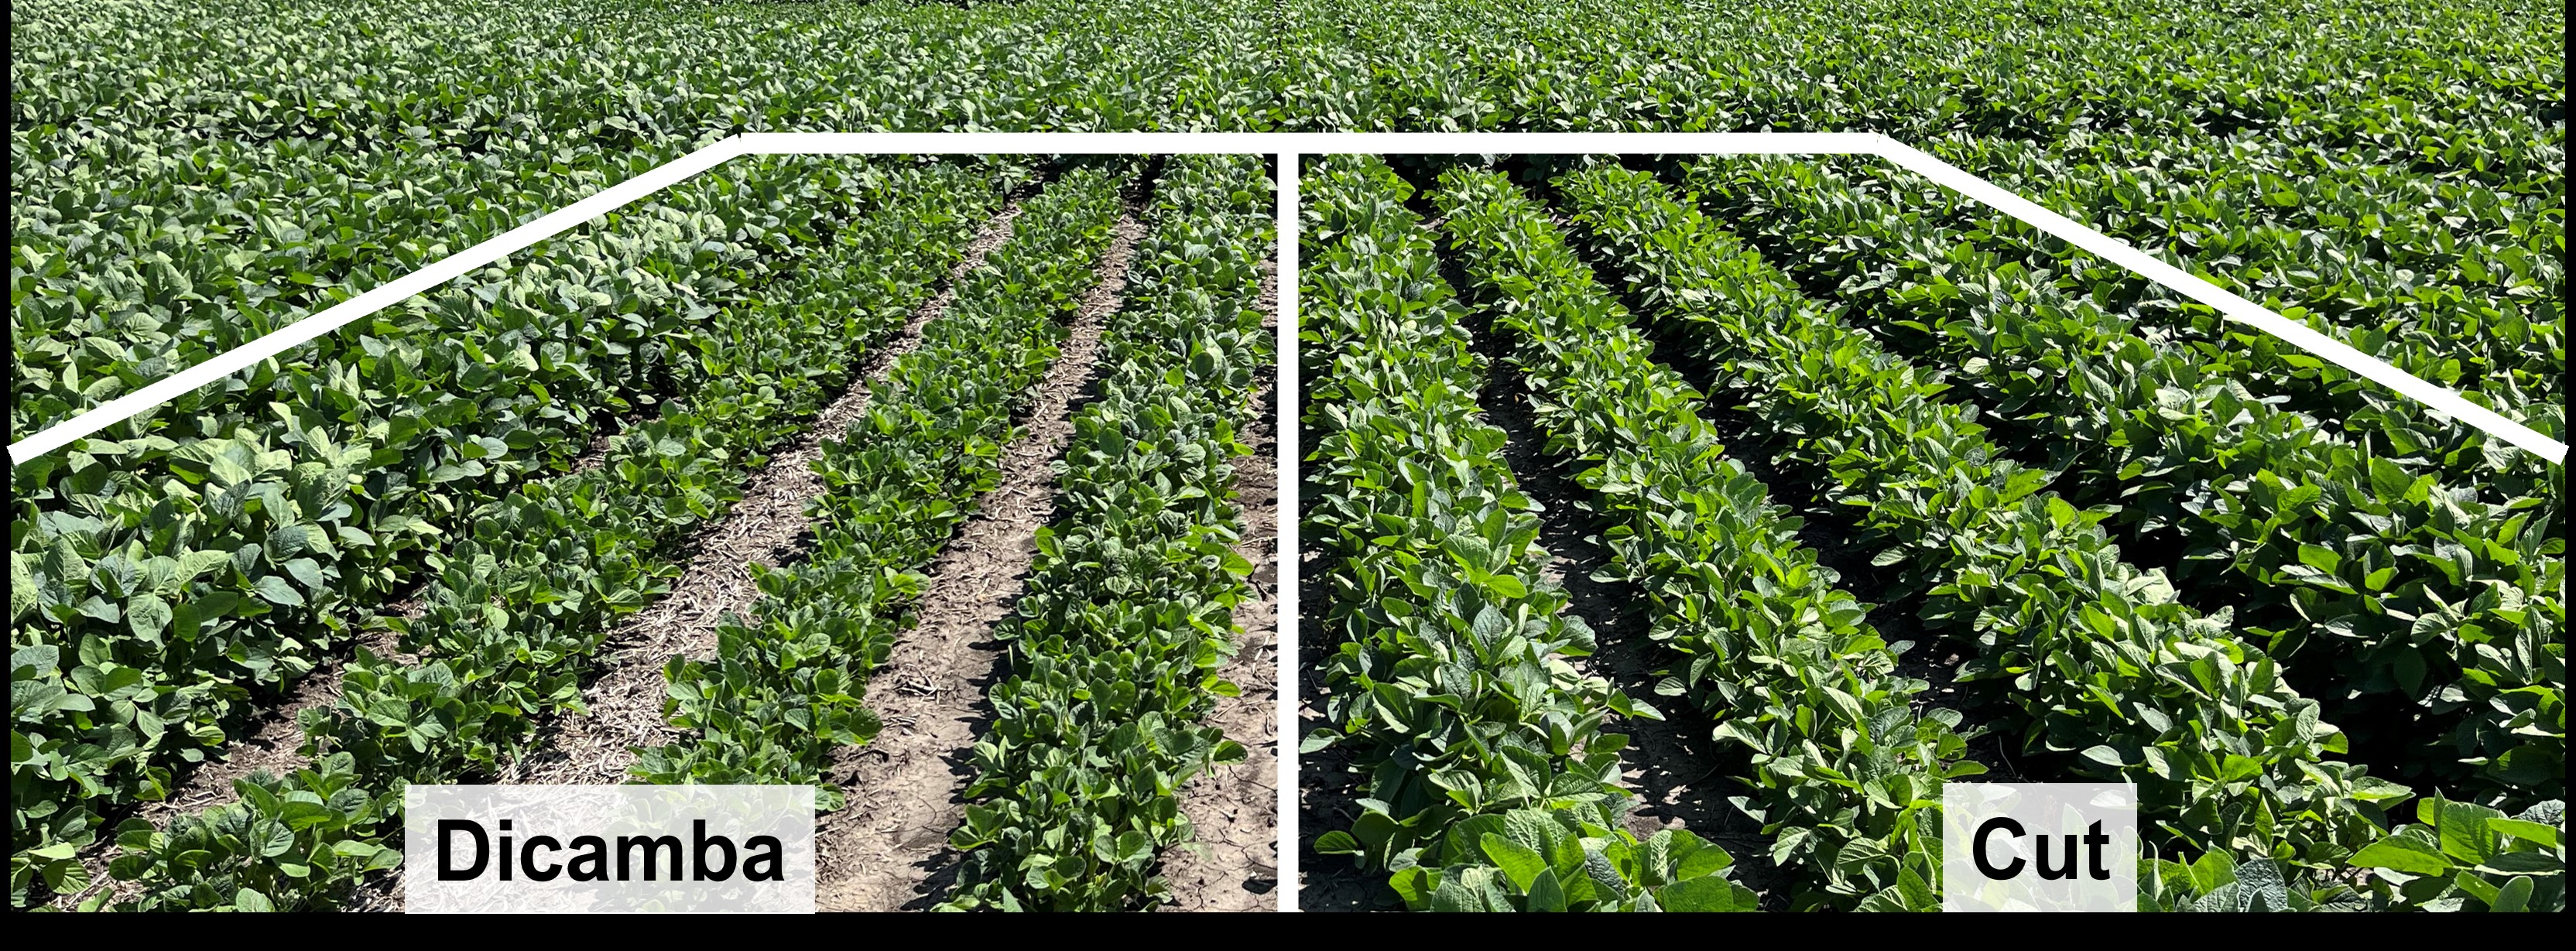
815, 196, 1149, 914
1156, 263, 1282, 913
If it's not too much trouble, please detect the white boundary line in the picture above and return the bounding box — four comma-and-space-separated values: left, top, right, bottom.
12, 131, 2561, 464
1867, 140, 2562, 462
1273, 150, 1303, 912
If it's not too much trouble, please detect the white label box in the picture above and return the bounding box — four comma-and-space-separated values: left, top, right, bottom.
404, 785, 816, 913
1942, 782, 2139, 912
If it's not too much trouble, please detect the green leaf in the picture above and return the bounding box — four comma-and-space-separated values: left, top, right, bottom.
128, 592, 173, 639
2485, 819, 2561, 849
1670, 836, 1734, 881
252, 575, 306, 607
1481, 832, 1547, 892
1314, 830, 1361, 855
2350, 836, 2451, 875
2489, 874, 2534, 913
1656, 874, 1753, 912
2435, 799, 2507, 864
1523, 867, 1568, 912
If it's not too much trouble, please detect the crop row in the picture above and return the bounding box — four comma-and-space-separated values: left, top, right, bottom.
1694, 154, 2561, 490
1688, 156, 2565, 806
1911, 139, 2564, 413
10, 156, 999, 892
10, 1, 1278, 820
14, 0, 1288, 861
625, 164, 1132, 816
1283, 0, 2562, 454
16, 0, 2556, 430
941, 154, 1273, 911
25, 160, 1023, 909
1300, 155, 1758, 912
1550, 164, 2409, 861
22, 0, 2556, 434
1288, 0, 2560, 175
12, 0, 1285, 428
1553, 163, 2565, 912
1287, 0, 2564, 269
1297, 154, 2561, 911
1427, 166, 1978, 910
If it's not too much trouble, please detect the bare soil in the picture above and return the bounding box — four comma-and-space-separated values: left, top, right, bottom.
1156, 264, 1282, 913
60, 200, 1036, 915
814, 204, 1146, 913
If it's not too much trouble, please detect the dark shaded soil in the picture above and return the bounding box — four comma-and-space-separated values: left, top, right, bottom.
1294, 540, 1399, 911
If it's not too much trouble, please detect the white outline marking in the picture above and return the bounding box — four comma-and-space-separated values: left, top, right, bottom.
13, 133, 2561, 912
1869, 140, 2560, 463
1273, 150, 1303, 912
12, 132, 2559, 464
